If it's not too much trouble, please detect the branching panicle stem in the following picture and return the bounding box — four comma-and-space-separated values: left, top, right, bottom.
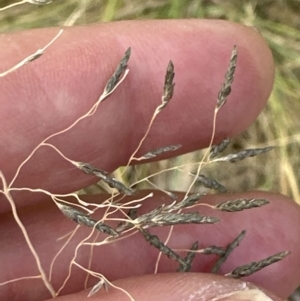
1, 41, 290, 298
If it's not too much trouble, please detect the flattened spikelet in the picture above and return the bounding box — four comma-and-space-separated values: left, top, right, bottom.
196, 174, 227, 193
157, 60, 175, 113
141, 144, 181, 159
116, 208, 138, 233
212, 230, 246, 273
152, 212, 219, 226
226, 251, 290, 278
171, 193, 204, 211
215, 146, 275, 163
77, 162, 135, 195
136, 212, 219, 227
105, 47, 131, 94
216, 46, 238, 110
215, 198, 270, 212
140, 229, 187, 268
210, 138, 231, 158
88, 279, 107, 297
202, 246, 226, 256
57, 203, 118, 236
177, 241, 198, 272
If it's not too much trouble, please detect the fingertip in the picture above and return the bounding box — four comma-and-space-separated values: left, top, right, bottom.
0, 19, 275, 213
51, 273, 283, 301
237, 23, 275, 106
1, 191, 298, 300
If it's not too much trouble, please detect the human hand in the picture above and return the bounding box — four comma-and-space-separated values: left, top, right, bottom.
0, 19, 300, 301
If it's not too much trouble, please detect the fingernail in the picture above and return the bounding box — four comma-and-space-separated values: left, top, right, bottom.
210, 288, 274, 301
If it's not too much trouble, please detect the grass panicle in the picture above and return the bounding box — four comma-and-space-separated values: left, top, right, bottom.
0, 6, 292, 297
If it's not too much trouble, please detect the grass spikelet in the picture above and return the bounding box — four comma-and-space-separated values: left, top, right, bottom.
104, 47, 131, 94
57, 203, 118, 237
215, 198, 270, 212
177, 241, 199, 272
193, 173, 227, 193
76, 162, 135, 195
140, 144, 182, 160
140, 228, 187, 268
226, 251, 291, 278
169, 193, 205, 211
156, 60, 175, 113
201, 246, 226, 256
216, 45, 238, 110
214, 146, 275, 163
210, 138, 231, 159
141, 212, 219, 227
212, 230, 246, 273
88, 278, 108, 297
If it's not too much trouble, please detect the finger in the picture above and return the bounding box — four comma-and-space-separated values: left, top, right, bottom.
0, 20, 274, 211
0, 191, 299, 300
50, 273, 283, 301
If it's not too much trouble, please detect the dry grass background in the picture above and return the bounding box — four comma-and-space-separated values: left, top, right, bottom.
1, 1, 300, 300
1, 0, 299, 202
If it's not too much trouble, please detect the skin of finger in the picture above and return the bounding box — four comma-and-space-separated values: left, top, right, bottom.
0, 20, 274, 212
0, 191, 299, 300
48, 273, 283, 301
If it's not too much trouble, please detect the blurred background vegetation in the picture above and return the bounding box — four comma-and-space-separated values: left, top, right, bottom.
1, 1, 299, 299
